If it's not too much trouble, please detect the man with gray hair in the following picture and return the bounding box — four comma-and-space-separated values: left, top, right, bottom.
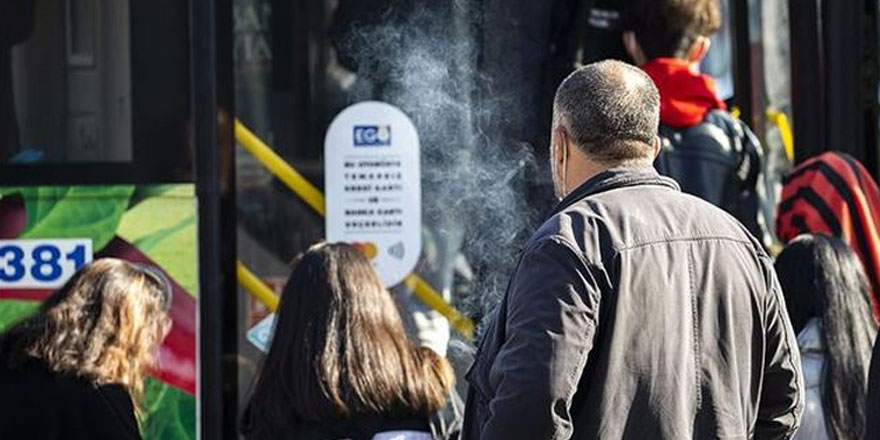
462, 60, 803, 439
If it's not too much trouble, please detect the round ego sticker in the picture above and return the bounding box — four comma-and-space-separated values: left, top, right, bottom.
324, 101, 422, 287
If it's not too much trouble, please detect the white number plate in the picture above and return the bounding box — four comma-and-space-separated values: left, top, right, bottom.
0, 239, 94, 289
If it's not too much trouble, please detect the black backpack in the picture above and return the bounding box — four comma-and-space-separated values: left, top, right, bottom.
655, 110, 771, 247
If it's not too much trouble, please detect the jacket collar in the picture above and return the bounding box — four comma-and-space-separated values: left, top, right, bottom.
552, 166, 680, 216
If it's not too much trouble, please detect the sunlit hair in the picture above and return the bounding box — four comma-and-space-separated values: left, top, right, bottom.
775, 234, 878, 440
246, 242, 454, 427
627, 0, 722, 59
0, 258, 172, 417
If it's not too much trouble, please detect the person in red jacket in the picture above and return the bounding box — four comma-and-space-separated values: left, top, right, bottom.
622, 0, 772, 247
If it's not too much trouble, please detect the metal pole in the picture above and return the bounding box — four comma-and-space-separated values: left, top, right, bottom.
191, 0, 237, 437
788, 0, 825, 164
731, 0, 765, 139
824, 0, 876, 171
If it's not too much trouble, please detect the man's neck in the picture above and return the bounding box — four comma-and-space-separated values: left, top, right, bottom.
564, 159, 654, 198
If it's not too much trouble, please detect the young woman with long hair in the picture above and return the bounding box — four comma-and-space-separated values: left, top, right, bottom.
775, 234, 878, 440
242, 242, 458, 440
0, 258, 172, 439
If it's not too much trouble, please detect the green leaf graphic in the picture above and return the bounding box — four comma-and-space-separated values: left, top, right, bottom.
118, 185, 198, 296
133, 214, 196, 255
0, 300, 39, 332
129, 185, 178, 209
5, 186, 136, 251
141, 378, 197, 440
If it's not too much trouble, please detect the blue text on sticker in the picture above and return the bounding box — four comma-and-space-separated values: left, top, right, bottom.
353, 125, 391, 147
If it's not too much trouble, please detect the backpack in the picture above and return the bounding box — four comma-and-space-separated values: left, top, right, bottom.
655, 110, 772, 247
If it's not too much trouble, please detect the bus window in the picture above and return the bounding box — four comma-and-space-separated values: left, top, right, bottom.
1, 0, 192, 182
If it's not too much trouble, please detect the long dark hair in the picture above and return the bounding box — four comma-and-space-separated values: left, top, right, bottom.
775, 234, 878, 440
245, 242, 453, 428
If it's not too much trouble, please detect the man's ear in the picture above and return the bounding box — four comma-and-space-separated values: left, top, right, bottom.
553, 126, 568, 165
687, 36, 712, 65
622, 31, 647, 66
652, 135, 662, 160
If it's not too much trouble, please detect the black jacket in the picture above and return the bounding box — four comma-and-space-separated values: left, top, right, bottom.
241, 412, 433, 440
655, 110, 772, 247
868, 336, 880, 439
0, 358, 141, 439
463, 168, 804, 439
241, 391, 463, 440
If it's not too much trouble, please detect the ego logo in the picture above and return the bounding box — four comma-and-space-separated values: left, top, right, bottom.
353, 125, 391, 147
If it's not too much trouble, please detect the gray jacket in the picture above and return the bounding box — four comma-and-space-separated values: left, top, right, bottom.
463, 168, 804, 439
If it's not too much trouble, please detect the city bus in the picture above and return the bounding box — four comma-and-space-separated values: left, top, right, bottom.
0, 0, 876, 438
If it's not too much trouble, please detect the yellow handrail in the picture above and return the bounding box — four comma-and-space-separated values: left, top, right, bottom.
718, 106, 794, 162
235, 121, 326, 216
766, 108, 795, 162
237, 260, 280, 311
234, 119, 474, 340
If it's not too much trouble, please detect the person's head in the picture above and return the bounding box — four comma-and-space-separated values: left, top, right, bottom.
246, 242, 453, 427
0, 259, 172, 412
550, 60, 661, 199
775, 234, 878, 440
776, 152, 880, 316
622, 0, 721, 66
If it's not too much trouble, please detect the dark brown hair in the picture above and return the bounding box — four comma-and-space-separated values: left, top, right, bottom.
626, 0, 722, 60
245, 243, 453, 427
0, 259, 172, 418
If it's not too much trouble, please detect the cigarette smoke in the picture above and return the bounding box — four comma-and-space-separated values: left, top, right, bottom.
335, 0, 545, 351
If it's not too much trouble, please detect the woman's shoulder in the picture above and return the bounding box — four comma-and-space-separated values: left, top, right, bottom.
0, 357, 140, 439
242, 392, 461, 440
1, 357, 88, 395
0, 356, 64, 392
242, 410, 433, 440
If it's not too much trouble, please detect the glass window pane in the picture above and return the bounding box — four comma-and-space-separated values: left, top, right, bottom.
1, 0, 192, 181
68, 0, 95, 66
